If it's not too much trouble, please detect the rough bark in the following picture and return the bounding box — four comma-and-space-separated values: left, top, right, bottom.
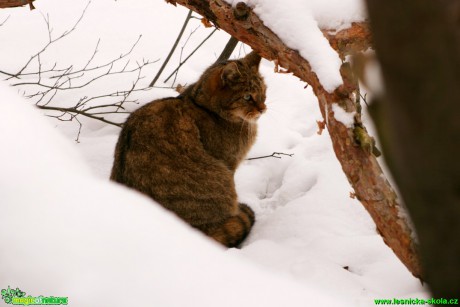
321, 22, 372, 60
0, 0, 35, 9
366, 0, 460, 298
166, 0, 422, 278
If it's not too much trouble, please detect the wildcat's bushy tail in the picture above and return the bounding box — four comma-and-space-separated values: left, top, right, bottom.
206, 203, 255, 248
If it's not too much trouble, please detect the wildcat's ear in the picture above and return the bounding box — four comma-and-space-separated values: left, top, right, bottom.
221, 62, 241, 86
243, 51, 261, 69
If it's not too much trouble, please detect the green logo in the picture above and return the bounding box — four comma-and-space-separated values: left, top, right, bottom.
1, 286, 68, 305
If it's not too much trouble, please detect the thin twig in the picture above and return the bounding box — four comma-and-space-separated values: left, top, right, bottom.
38, 105, 123, 127
247, 152, 294, 160
0, 15, 10, 27
49, 35, 143, 79
237, 40, 247, 58
164, 28, 217, 83
359, 92, 369, 107
172, 24, 201, 86
5, 1, 91, 80
0, 4, 157, 139
149, 9, 193, 87
12, 59, 154, 90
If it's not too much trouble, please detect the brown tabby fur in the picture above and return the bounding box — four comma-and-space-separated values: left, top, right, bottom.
110, 52, 266, 247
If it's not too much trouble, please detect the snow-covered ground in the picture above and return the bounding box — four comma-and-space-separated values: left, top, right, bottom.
1, 0, 430, 306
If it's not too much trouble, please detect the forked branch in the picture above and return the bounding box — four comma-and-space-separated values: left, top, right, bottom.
0, 2, 160, 141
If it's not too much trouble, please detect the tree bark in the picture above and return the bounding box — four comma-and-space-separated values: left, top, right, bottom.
0, 0, 35, 9
365, 0, 460, 298
166, 0, 422, 279
321, 22, 372, 60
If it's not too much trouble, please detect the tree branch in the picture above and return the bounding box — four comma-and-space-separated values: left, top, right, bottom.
3, 1, 91, 80
164, 27, 217, 83
37, 105, 123, 127
0, 3, 160, 141
0, 15, 10, 26
149, 9, 193, 87
247, 152, 294, 161
216, 36, 239, 62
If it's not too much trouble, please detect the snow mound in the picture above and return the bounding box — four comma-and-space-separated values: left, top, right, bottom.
0, 83, 351, 306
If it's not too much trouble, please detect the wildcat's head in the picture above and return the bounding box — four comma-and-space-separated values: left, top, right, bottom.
191, 51, 267, 123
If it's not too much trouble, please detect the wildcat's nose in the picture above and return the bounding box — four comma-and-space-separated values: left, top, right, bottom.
257, 104, 267, 114
251, 93, 266, 115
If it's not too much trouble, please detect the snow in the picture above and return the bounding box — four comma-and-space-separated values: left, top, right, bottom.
226, 0, 367, 31
332, 103, 356, 128
300, 0, 367, 30
0, 83, 348, 307
227, 0, 343, 92
0, 0, 430, 306
363, 54, 385, 97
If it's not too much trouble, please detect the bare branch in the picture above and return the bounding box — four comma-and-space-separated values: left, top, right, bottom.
4, 1, 91, 80
49, 35, 144, 80
164, 27, 217, 83
11, 57, 155, 90
0, 2, 164, 139
0, 15, 10, 27
37, 105, 123, 127
171, 23, 201, 86
247, 152, 294, 161
216, 36, 239, 63
149, 9, 193, 87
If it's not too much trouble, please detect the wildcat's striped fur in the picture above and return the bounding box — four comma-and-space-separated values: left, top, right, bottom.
110, 52, 266, 247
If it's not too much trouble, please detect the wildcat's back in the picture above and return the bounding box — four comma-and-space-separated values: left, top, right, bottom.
111, 52, 266, 247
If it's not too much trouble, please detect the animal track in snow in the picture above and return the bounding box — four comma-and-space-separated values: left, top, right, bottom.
261, 160, 319, 210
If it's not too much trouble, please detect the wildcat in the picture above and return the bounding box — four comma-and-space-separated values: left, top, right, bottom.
110, 51, 266, 247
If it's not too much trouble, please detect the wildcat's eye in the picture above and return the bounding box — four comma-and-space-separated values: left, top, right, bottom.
243, 94, 252, 101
